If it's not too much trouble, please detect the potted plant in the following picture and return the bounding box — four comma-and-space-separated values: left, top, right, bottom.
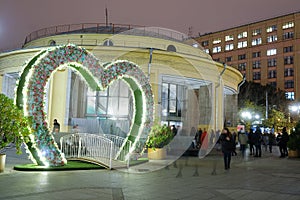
287, 121, 300, 158
146, 123, 174, 160
0, 93, 32, 172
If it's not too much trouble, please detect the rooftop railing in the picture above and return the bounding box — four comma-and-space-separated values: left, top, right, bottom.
24, 23, 189, 45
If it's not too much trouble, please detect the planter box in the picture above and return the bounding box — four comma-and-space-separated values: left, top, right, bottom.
148, 148, 167, 160
288, 150, 299, 158
0, 154, 6, 173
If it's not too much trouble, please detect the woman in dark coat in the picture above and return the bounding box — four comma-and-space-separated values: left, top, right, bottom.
220, 127, 235, 170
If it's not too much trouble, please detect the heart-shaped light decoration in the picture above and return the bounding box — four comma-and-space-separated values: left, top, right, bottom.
16, 44, 154, 166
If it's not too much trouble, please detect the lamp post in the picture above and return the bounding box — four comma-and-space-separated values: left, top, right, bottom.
240, 111, 261, 130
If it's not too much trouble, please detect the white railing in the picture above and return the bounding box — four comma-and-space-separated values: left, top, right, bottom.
59, 133, 131, 169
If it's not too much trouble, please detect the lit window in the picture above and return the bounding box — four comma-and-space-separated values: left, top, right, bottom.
213, 38, 221, 44
252, 38, 262, 46
282, 21, 294, 29
285, 92, 294, 100
237, 41, 247, 48
212, 46, 221, 53
252, 29, 261, 36
225, 35, 234, 41
225, 43, 234, 51
267, 35, 277, 43
238, 31, 247, 39
204, 49, 210, 54
266, 25, 277, 33
267, 49, 277, 56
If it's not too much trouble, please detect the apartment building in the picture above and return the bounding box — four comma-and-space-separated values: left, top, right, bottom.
195, 11, 300, 101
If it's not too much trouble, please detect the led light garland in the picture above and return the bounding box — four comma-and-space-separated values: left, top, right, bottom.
16, 44, 154, 166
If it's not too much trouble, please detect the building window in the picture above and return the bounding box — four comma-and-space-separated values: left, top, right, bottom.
86, 79, 132, 118
284, 56, 294, 65
225, 35, 234, 41
269, 82, 277, 89
267, 35, 277, 43
161, 83, 184, 117
252, 29, 261, 36
268, 70, 277, 78
253, 72, 261, 80
167, 45, 177, 52
212, 46, 221, 53
285, 92, 294, 100
283, 32, 294, 40
237, 41, 247, 48
238, 54, 246, 60
103, 39, 114, 46
225, 43, 234, 51
238, 31, 247, 39
204, 49, 210, 54
213, 38, 221, 44
283, 46, 293, 53
252, 38, 262, 46
252, 51, 261, 58
238, 63, 246, 71
252, 60, 261, 69
267, 49, 277, 56
282, 21, 294, 29
267, 58, 277, 67
214, 58, 220, 62
284, 68, 294, 77
267, 25, 277, 33
201, 40, 209, 46
225, 56, 232, 62
285, 80, 294, 89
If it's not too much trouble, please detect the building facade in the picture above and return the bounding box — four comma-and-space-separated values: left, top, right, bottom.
195, 11, 300, 101
0, 24, 242, 138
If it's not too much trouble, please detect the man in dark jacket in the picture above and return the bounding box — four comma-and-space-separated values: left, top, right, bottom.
279, 127, 289, 157
253, 128, 262, 157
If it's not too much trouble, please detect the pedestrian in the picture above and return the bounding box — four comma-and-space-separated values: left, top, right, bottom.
248, 129, 255, 155
279, 127, 289, 157
253, 128, 262, 157
220, 127, 235, 170
52, 119, 60, 134
231, 131, 237, 156
238, 128, 248, 158
268, 133, 275, 153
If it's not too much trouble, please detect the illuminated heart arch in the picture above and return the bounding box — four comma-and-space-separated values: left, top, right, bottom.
16, 44, 154, 166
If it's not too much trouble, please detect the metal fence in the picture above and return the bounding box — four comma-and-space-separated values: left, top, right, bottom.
60, 133, 131, 169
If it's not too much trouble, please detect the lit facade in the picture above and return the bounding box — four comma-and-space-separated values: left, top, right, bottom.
195, 11, 300, 101
0, 24, 243, 136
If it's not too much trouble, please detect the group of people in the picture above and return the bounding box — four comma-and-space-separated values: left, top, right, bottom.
218, 126, 290, 170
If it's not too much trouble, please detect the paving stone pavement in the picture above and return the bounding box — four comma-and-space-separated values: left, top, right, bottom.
0, 146, 299, 200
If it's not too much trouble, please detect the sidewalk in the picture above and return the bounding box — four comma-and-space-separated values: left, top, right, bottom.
0, 147, 299, 200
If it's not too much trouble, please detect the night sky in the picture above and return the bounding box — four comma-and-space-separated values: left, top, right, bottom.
1, 0, 300, 52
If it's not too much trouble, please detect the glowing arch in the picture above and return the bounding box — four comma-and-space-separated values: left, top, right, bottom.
16, 44, 154, 166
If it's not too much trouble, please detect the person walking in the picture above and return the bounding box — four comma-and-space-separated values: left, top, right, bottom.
220, 127, 235, 170
248, 129, 255, 155
279, 127, 289, 157
253, 128, 262, 157
238, 128, 248, 158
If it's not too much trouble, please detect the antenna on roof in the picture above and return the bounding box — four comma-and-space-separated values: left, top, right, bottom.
105, 6, 109, 26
